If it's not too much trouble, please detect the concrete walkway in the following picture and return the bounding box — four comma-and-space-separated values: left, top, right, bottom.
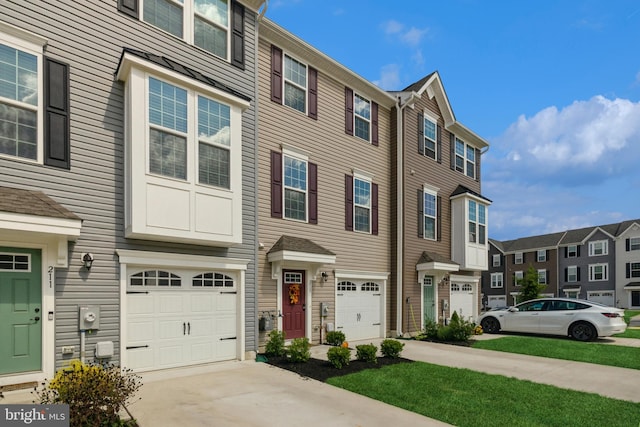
629, 314, 640, 327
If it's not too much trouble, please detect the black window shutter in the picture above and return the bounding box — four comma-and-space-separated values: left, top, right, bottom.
437, 195, 442, 241
372, 183, 378, 235
475, 148, 481, 181
271, 45, 283, 104
230, 0, 245, 70
345, 175, 353, 231
564, 268, 568, 281
417, 189, 424, 238
371, 102, 379, 146
450, 133, 455, 170
627, 263, 631, 279
577, 267, 581, 281
577, 245, 581, 257
270, 151, 282, 218
345, 87, 354, 135
308, 162, 318, 224
626, 238, 630, 251
117, 0, 139, 19
44, 57, 70, 169
564, 247, 568, 258
417, 112, 424, 155
437, 125, 442, 163
308, 66, 318, 120
522, 253, 526, 263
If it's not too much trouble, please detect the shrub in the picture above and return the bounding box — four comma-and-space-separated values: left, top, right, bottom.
436, 325, 454, 341
380, 339, 404, 358
355, 343, 378, 364
265, 329, 286, 357
327, 346, 351, 369
325, 330, 345, 346
35, 360, 141, 427
420, 319, 439, 340
448, 311, 475, 342
287, 337, 310, 363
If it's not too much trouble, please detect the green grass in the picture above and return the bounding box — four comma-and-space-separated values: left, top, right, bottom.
328, 362, 639, 427
623, 310, 640, 324
614, 310, 640, 338
472, 336, 640, 369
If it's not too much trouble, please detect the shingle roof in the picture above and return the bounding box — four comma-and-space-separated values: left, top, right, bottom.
450, 185, 492, 203
402, 71, 437, 92
417, 251, 458, 266
118, 48, 252, 102
0, 186, 81, 220
268, 235, 335, 256
500, 231, 566, 253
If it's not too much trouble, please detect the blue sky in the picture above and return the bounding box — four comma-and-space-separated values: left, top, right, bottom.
265, 0, 640, 241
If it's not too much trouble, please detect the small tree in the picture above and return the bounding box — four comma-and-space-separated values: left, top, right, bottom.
517, 265, 545, 303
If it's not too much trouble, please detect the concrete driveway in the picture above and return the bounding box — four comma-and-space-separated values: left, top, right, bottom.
130, 360, 450, 427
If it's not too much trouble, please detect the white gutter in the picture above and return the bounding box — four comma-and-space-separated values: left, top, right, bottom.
395, 91, 419, 336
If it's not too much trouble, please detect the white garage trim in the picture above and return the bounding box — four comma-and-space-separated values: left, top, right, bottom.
334, 270, 389, 341
117, 250, 249, 371
449, 274, 479, 321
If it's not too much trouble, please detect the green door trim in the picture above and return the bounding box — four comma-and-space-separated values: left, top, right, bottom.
423, 276, 436, 325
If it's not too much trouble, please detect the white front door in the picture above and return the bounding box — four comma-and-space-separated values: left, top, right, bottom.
336, 280, 382, 341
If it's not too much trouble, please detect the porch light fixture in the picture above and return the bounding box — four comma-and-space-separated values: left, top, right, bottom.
439, 274, 450, 288
82, 253, 94, 270
321, 271, 329, 282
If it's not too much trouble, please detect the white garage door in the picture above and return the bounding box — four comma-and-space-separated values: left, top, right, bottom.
487, 295, 507, 309
450, 283, 475, 320
588, 291, 615, 307
336, 281, 382, 341
126, 270, 237, 372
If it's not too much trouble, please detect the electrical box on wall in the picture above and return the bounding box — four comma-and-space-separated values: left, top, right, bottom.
79, 305, 100, 330
320, 302, 329, 317
95, 341, 114, 358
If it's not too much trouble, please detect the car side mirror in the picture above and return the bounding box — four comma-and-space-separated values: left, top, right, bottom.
508, 307, 519, 312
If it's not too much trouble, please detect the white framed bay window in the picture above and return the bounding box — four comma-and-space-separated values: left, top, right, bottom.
117, 50, 249, 246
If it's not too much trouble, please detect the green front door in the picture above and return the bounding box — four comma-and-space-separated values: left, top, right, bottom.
0, 248, 42, 374
423, 276, 435, 324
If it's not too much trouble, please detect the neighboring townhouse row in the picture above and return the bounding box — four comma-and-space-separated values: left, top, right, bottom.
0, 2, 491, 390
481, 219, 640, 309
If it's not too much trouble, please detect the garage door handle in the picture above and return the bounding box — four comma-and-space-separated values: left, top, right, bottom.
183, 322, 186, 335
220, 337, 237, 341
372, 323, 381, 325
126, 345, 149, 350
188, 322, 191, 335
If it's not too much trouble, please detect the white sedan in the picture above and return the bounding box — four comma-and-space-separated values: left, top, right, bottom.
477, 298, 627, 341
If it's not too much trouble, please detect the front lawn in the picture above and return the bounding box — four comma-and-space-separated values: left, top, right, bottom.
472, 336, 640, 369
327, 362, 639, 427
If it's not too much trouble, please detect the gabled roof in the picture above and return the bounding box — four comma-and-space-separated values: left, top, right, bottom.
393, 72, 489, 149
558, 223, 617, 246
115, 48, 251, 102
489, 238, 505, 253
450, 185, 492, 204
268, 235, 335, 256
417, 251, 458, 266
615, 219, 640, 237
0, 186, 81, 221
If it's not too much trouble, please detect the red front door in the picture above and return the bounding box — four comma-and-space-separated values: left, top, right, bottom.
282, 270, 305, 339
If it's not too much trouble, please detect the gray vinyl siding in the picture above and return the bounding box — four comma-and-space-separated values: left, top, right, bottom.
0, 0, 259, 367
257, 37, 392, 345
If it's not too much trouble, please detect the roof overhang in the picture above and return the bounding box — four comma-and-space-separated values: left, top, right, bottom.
416, 260, 459, 273
624, 283, 640, 290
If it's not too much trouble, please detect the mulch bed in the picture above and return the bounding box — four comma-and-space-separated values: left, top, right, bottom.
263, 355, 413, 382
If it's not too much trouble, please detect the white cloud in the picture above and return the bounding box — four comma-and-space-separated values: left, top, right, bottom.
402, 27, 429, 46
382, 20, 404, 35
496, 96, 640, 181
411, 49, 425, 67
381, 20, 429, 46
373, 64, 401, 90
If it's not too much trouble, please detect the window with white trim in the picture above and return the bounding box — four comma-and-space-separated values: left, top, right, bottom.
423, 114, 437, 159
514, 252, 523, 264
630, 237, 640, 251
567, 266, 578, 282
514, 271, 523, 286
0, 252, 31, 271
468, 200, 486, 244
589, 263, 608, 281
130, 270, 182, 286
538, 269, 547, 285
490, 273, 503, 288
629, 262, 640, 278
589, 240, 608, 256
423, 188, 437, 240
284, 154, 307, 221
0, 36, 42, 162
567, 245, 578, 257
142, 0, 230, 60
492, 254, 501, 267
337, 281, 356, 291
192, 272, 234, 287
454, 137, 475, 178
284, 53, 307, 113
354, 177, 371, 233
354, 93, 371, 142
537, 250, 546, 262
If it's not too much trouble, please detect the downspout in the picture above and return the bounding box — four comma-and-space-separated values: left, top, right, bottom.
395, 92, 418, 336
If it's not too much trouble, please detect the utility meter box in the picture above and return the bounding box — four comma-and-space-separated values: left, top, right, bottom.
79, 305, 100, 330
320, 302, 329, 317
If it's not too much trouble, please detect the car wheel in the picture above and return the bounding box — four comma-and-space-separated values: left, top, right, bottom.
481, 317, 500, 334
570, 321, 597, 341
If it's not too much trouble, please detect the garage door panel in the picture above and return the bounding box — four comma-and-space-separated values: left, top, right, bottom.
128, 295, 155, 314
159, 295, 184, 314
158, 344, 184, 367
336, 281, 382, 341
127, 348, 154, 370
128, 320, 154, 343
190, 294, 215, 312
